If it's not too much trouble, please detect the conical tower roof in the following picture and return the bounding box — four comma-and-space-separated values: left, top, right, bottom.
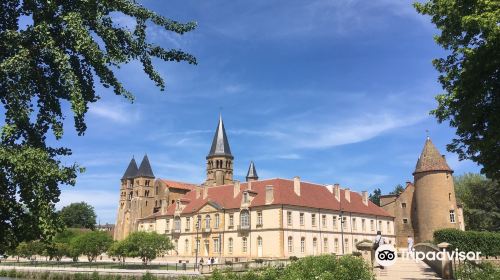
121, 157, 138, 179
246, 161, 259, 181
136, 154, 155, 178
413, 137, 453, 175
207, 115, 233, 158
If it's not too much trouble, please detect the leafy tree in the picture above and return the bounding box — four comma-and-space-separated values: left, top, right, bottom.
59, 202, 97, 230
454, 173, 500, 231
15, 240, 44, 261
108, 240, 129, 263
0, 0, 197, 251
369, 188, 382, 206
45, 242, 69, 262
123, 232, 173, 265
71, 231, 112, 262
414, 1, 500, 180
389, 184, 405, 196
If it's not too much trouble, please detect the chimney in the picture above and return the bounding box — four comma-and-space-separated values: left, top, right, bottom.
233, 181, 240, 198
293, 176, 301, 196
196, 187, 201, 199
248, 180, 252, 191
203, 186, 208, 199
325, 184, 334, 194
362, 191, 368, 206
334, 184, 340, 201
344, 188, 350, 203
265, 185, 274, 205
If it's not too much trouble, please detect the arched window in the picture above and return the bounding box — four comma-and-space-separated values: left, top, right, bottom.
313, 238, 318, 254
228, 238, 233, 254
300, 237, 305, 253
174, 217, 181, 231
258, 236, 263, 247
205, 215, 211, 228
288, 237, 293, 253
215, 214, 220, 228
240, 210, 250, 227
323, 238, 328, 252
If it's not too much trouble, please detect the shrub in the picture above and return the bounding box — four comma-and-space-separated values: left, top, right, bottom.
288, 256, 298, 261
455, 262, 500, 280
352, 251, 362, 257
434, 228, 500, 257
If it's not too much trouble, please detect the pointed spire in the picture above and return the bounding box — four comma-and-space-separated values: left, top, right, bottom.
246, 161, 258, 182
207, 114, 233, 158
121, 157, 138, 180
136, 154, 155, 178
413, 137, 453, 175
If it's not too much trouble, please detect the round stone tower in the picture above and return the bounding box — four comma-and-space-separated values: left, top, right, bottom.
413, 137, 460, 243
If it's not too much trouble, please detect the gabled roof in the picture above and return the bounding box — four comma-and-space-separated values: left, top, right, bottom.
414, 137, 453, 174
149, 178, 392, 219
159, 179, 197, 191
136, 155, 155, 178
121, 158, 138, 179
207, 115, 232, 158
246, 161, 258, 181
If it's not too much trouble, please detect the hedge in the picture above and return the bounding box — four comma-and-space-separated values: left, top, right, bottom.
433, 228, 500, 257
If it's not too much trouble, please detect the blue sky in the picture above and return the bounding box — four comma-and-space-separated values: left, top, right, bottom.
42, 0, 481, 223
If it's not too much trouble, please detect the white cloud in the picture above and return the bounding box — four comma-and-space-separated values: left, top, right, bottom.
88, 102, 141, 124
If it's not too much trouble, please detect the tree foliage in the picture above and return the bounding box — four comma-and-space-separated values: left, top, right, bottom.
123, 232, 173, 265
70, 231, 113, 262
389, 184, 405, 195
454, 173, 500, 231
414, 0, 500, 180
0, 0, 196, 252
15, 240, 44, 260
59, 202, 97, 230
369, 188, 382, 206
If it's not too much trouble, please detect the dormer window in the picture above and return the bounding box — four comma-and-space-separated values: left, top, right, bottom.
176, 200, 181, 210
243, 192, 249, 203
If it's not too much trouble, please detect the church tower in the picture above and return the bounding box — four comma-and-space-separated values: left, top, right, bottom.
114, 157, 138, 240
134, 154, 156, 219
246, 161, 258, 182
413, 137, 461, 242
205, 115, 234, 186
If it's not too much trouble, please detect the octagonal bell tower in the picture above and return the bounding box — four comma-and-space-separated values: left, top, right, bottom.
205, 115, 233, 186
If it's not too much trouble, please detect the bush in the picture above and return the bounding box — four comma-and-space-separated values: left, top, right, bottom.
455, 262, 500, 280
434, 228, 500, 257
288, 256, 298, 261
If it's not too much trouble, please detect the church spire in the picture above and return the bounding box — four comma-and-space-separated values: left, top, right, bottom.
207, 114, 233, 159
137, 154, 155, 178
413, 137, 453, 175
121, 157, 138, 180
246, 161, 258, 182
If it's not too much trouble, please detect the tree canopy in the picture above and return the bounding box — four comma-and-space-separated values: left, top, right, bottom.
71, 231, 113, 262
414, 0, 500, 180
59, 202, 97, 229
389, 184, 405, 196
0, 0, 196, 253
123, 231, 173, 265
454, 173, 500, 232
369, 188, 382, 206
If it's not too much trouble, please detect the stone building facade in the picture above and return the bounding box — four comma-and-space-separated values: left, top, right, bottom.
114, 115, 396, 259
380, 138, 465, 247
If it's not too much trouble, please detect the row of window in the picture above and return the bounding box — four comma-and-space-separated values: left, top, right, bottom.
286, 211, 392, 234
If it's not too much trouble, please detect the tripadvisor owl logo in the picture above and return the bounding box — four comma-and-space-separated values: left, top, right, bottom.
375, 244, 397, 267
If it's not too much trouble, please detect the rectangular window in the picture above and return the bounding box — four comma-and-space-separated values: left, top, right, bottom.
242, 238, 248, 253
257, 211, 263, 226
370, 220, 374, 231
196, 239, 200, 253
342, 217, 347, 230
196, 216, 201, 229
402, 202, 407, 208
323, 238, 328, 252
449, 210, 456, 223
311, 214, 316, 227
352, 218, 357, 231
403, 218, 408, 224
300, 238, 305, 253
300, 213, 304, 226
361, 219, 366, 232
344, 238, 349, 253
334, 238, 339, 253
186, 217, 191, 231
229, 214, 234, 227
322, 215, 327, 227
215, 214, 220, 228
166, 219, 170, 230
214, 238, 220, 253
387, 221, 391, 234
333, 216, 337, 230
228, 238, 233, 254
378, 221, 382, 232
287, 211, 292, 226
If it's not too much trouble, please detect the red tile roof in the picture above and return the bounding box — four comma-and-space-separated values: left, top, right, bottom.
159, 179, 197, 191
142, 178, 392, 219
